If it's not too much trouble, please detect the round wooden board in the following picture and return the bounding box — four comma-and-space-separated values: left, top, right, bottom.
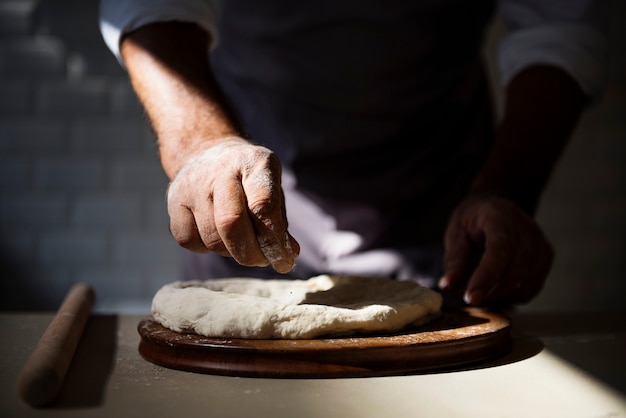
137, 307, 511, 378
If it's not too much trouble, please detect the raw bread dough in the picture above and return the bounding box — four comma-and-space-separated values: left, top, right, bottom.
152, 275, 443, 339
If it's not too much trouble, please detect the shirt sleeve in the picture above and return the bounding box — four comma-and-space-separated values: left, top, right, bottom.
497, 0, 610, 98
99, 0, 221, 65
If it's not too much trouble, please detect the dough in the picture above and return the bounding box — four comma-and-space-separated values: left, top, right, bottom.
152, 275, 443, 339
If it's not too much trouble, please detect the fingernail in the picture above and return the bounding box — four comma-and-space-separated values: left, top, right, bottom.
438, 276, 450, 290
274, 259, 295, 274
464, 289, 483, 305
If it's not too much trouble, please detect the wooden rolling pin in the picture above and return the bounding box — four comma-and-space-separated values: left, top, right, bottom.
17, 282, 95, 407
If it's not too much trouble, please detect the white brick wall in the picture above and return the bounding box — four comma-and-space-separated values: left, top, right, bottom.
34, 157, 106, 189
70, 119, 148, 153
0, 1, 37, 36
72, 193, 143, 228
0, 0, 624, 312
1, 193, 67, 227
0, 158, 29, 188
0, 0, 177, 312
0, 78, 30, 113
39, 230, 108, 264
0, 117, 67, 151
35, 79, 108, 115
0, 37, 66, 76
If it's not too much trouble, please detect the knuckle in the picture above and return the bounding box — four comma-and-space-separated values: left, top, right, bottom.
214, 210, 246, 232
170, 228, 201, 250
168, 221, 188, 243
200, 229, 226, 249
169, 221, 223, 254
248, 198, 276, 220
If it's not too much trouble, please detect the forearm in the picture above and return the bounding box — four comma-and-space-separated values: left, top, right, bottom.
470, 65, 588, 214
120, 22, 241, 179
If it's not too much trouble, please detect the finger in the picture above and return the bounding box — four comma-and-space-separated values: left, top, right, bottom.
287, 231, 301, 259
484, 223, 554, 305
273, 186, 300, 263
212, 176, 269, 267
168, 202, 215, 253
244, 167, 297, 273
464, 231, 515, 305
169, 191, 233, 255
277, 177, 300, 259
440, 221, 476, 291
191, 201, 232, 256
481, 245, 530, 305
250, 204, 296, 273
511, 236, 554, 303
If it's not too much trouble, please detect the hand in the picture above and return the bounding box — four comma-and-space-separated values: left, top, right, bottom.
166, 137, 300, 273
119, 24, 301, 273
439, 195, 553, 306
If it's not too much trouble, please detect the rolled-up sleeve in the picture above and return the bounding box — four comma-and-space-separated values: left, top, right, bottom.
498, 0, 610, 98
99, 0, 220, 65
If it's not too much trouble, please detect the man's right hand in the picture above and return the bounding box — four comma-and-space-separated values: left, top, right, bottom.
120, 23, 299, 273
167, 138, 299, 273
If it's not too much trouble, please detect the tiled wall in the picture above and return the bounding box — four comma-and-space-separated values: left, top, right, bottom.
1, 0, 624, 312
0, 0, 179, 312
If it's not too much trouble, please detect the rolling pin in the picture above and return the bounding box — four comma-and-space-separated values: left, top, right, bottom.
17, 282, 95, 407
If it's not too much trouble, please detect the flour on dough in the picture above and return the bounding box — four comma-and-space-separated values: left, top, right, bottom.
151, 275, 443, 339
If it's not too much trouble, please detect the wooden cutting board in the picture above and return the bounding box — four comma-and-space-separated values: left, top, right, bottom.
137, 307, 511, 378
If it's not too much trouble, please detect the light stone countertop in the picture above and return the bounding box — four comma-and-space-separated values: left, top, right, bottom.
1, 311, 625, 418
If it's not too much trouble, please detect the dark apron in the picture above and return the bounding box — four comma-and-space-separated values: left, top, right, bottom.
183, 0, 496, 285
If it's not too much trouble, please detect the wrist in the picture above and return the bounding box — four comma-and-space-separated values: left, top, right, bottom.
469, 66, 587, 216
464, 188, 537, 217
159, 134, 248, 179
468, 166, 541, 216
120, 22, 245, 179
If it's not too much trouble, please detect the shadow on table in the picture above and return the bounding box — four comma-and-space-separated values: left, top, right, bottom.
52, 314, 118, 408
512, 311, 626, 395
422, 335, 545, 375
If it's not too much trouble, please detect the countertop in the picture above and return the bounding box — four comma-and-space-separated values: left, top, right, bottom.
1, 311, 625, 418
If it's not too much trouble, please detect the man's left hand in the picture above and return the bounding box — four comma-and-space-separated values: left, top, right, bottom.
439, 195, 554, 305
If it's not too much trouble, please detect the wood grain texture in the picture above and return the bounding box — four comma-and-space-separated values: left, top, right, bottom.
17, 283, 95, 406
137, 307, 511, 378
